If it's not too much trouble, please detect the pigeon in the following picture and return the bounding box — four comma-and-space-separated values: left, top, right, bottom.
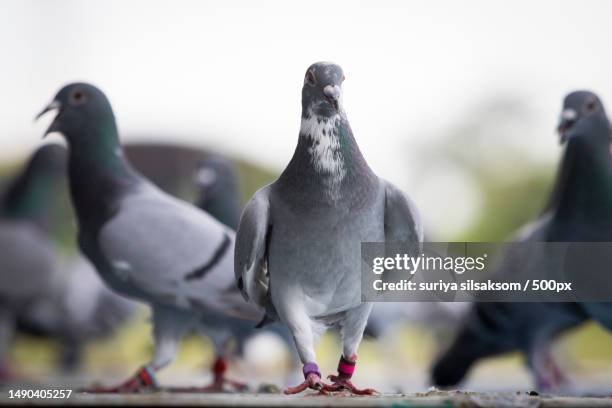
0, 144, 66, 381
16, 256, 138, 372
194, 155, 242, 230
0, 146, 135, 373
431, 90, 612, 391
0, 144, 66, 230
431, 301, 586, 391
36, 83, 262, 393
125, 143, 212, 198
235, 62, 423, 394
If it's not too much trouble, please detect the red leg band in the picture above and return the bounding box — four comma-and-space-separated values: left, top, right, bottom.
137, 367, 157, 387
213, 357, 228, 377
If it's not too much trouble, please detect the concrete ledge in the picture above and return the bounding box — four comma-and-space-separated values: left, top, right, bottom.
2, 390, 612, 407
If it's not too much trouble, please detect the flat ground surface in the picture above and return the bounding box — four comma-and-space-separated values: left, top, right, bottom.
1, 390, 612, 407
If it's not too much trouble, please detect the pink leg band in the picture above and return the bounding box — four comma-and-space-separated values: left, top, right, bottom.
337, 355, 356, 379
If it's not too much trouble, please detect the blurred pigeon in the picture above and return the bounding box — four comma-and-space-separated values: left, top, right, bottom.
16, 256, 138, 371
0, 144, 66, 230
125, 143, 212, 198
235, 62, 423, 395
431, 90, 612, 391
194, 155, 242, 230
0, 144, 66, 381
36, 83, 262, 393
431, 301, 586, 391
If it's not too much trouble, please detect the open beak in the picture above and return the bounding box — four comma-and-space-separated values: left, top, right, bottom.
35, 100, 62, 138
557, 108, 578, 144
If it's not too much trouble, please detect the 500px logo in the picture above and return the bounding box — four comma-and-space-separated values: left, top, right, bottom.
372, 253, 488, 275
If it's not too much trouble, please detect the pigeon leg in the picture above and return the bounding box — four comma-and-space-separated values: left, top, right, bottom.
0, 311, 15, 383
83, 366, 158, 394
174, 356, 249, 393
59, 337, 82, 373
284, 363, 330, 395
206, 356, 248, 392
0, 359, 17, 384
532, 345, 570, 392
324, 303, 377, 395
83, 306, 186, 393
83, 336, 175, 393
325, 355, 377, 395
282, 306, 333, 394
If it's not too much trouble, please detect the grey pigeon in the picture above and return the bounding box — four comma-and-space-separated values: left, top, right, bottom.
16, 256, 138, 372
431, 90, 612, 391
431, 301, 585, 391
0, 144, 66, 381
36, 83, 262, 393
0, 146, 136, 373
235, 62, 423, 394
194, 155, 242, 230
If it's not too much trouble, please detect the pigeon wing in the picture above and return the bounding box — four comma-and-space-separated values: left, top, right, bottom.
97, 184, 238, 316
382, 179, 424, 243
234, 185, 272, 308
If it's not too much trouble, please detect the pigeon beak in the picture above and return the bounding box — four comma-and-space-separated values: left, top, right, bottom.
195, 167, 218, 188
323, 85, 341, 111
35, 100, 62, 138
557, 108, 578, 144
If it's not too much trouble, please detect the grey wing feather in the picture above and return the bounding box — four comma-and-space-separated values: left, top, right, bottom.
98, 184, 238, 316
382, 179, 424, 243
234, 185, 271, 308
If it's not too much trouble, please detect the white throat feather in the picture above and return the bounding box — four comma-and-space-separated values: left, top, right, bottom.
299, 109, 347, 199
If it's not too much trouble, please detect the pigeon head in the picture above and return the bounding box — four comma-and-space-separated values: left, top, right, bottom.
29, 143, 68, 177
194, 156, 236, 191
36, 83, 117, 143
557, 91, 610, 144
194, 155, 241, 229
1, 144, 67, 224
301, 62, 345, 118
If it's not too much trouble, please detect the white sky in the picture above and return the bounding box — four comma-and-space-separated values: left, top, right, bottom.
2, 0, 611, 236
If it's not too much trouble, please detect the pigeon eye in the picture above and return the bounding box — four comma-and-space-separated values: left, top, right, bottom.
342, 75, 346, 82
305, 71, 316, 87
585, 99, 598, 113
69, 90, 87, 106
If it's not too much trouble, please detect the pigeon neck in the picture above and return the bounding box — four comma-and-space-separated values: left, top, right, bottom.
196, 184, 241, 230
548, 135, 612, 225
279, 111, 377, 202
0, 165, 58, 229
66, 125, 140, 230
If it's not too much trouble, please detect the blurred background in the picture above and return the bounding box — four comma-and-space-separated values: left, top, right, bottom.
1, 0, 611, 395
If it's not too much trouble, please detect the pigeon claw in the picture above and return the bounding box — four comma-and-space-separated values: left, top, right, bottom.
325, 374, 378, 395
284, 372, 330, 395
167, 357, 249, 393
80, 367, 157, 394
534, 351, 570, 393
